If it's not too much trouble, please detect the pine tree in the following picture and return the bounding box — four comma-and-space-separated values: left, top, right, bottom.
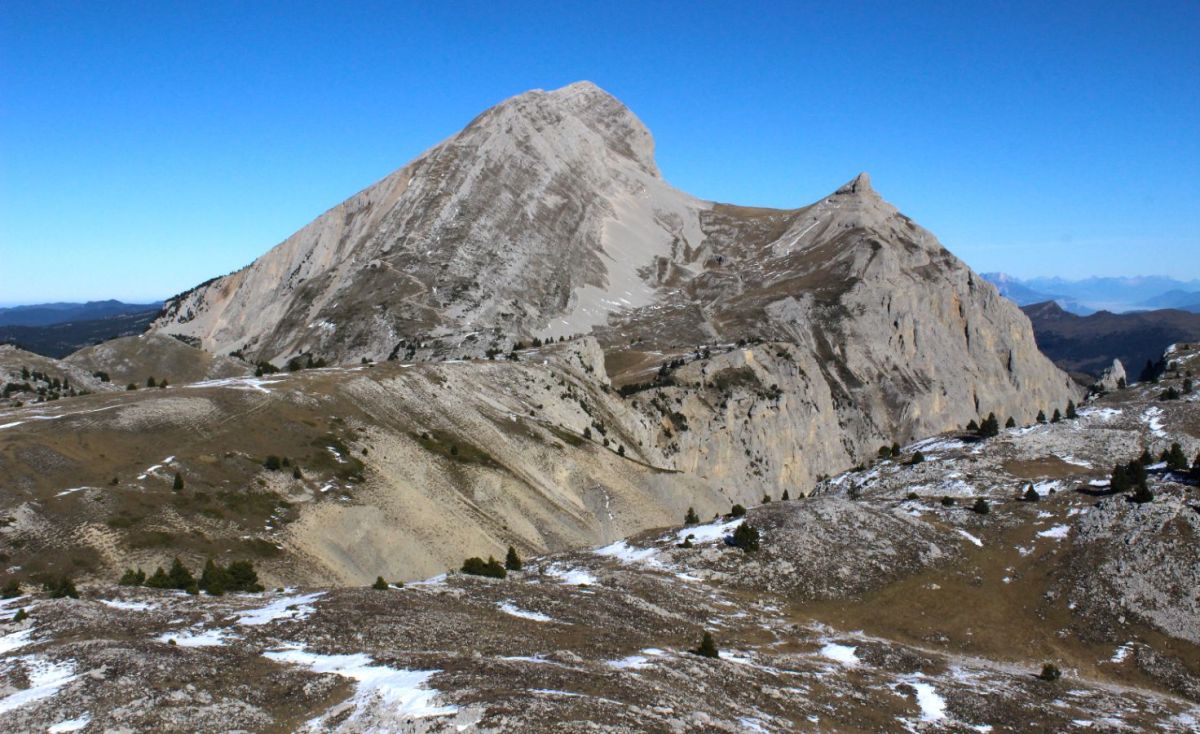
731, 522, 760, 552
45, 576, 78, 599
1005, 416, 1016, 428
1066, 400, 1078, 419
1110, 464, 1130, 493
1036, 410, 1047, 424
891, 442, 901, 457
1130, 482, 1153, 504
966, 419, 979, 432
1166, 443, 1188, 472
1, 578, 20, 599
781, 490, 791, 501
292, 465, 302, 479
118, 568, 146, 586
146, 376, 156, 388
12, 608, 27, 623
762, 494, 772, 503
730, 504, 746, 518
684, 507, 700, 524
1191, 452, 1200, 480
167, 558, 195, 590
173, 472, 184, 491
461, 556, 507, 579
372, 576, 389, 590
694, 631, 719, 658
972, 498, 990, 515
1051, 409, 1062, 423
908, 451, 925, 465
1023, 484, 1040, 502
505, 545, 522, 571
1039, 663, 1061, 681
979, 413, 999, 438
199, 559, 229, 595
1139, 449, 1153, 466
225, 560, 263, 592
145, 567, 172, 589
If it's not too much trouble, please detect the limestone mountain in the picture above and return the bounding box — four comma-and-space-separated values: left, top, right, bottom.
153, 81, 1077, 474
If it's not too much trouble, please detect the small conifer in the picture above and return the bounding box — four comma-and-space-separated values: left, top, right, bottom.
118, 568, 146, 586
13, 608, 28, 622
908, 451, 925, 465
173, 472, 184, 491
1005, 416, 1016, 428
505, 545, 522, 571
694, 631, 719, 658
684, 507, 700, 524
1039, 663, 1061, 681
1130, 482, 1154, 504
731, 522, 760, 552
730, 504, 746, 518
1051, 408, 1062, 423
1036, 410, 1047, 424
1023, 484, 1039, 502
372, 576, 389, 590
1, 578, 21, 598
167, 557, 195, 590
781, 490, 791, 501
1066, 400, 1078, 419
1166, 442, 1188, 472
45, 576, 78, 599
972, 498, 990, 514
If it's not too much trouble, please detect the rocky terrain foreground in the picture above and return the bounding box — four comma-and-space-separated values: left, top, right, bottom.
1, 345, 1197, 732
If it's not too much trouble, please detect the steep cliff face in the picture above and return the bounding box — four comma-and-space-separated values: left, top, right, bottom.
151, 81, 1078, 494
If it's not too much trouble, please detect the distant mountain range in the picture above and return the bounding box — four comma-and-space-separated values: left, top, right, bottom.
1021, 300, 1200, 380
982, 273, 1200, 315
0, 299, 162, 327
0, 300, 161, 357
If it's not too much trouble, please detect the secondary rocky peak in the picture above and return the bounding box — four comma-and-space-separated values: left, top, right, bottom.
834, 171, 875, 196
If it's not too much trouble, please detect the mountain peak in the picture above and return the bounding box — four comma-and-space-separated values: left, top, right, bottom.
835, 172, 874, 196
494, 81, 658, 177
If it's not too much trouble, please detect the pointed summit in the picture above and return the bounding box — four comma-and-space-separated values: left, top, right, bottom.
835, 172, 874, 196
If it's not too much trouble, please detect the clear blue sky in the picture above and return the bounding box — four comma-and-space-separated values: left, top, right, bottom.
2, 1, 1197, 304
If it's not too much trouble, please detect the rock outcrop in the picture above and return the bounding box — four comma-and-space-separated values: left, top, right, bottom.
1093, 358, 1127, 393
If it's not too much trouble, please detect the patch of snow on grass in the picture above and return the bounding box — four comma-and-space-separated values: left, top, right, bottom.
0, 656, 77, 714
545, 564, 597, 586
157, 628, 230, 647
100, 599, 155, 611
264, 645, 456, 725
0, 628, 34, 654
497, 601, 553, 623
673, 518, 742, 544
1032, 480, 1062, 496
187, 376, 286, 393
1141, 407, 1166, 438
236, 591, 324, 626
1079, 407, 1121, 422
955, 529, 983, 547
594, 540, 660, 567
54, 486, 90, 497
819, 643, 858, 666
48, 714, 91, 732
1109, 643, 1133, 663
896, 675, 947, 722
1038, 525, 1070, 540
909, 437, 966, 454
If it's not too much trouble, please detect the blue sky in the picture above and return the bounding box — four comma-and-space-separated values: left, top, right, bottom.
1, 1, 1197, 304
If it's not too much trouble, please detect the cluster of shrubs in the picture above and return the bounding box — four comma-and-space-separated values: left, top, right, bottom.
459, 546, 523, 580
1109, 454, 1153, 503
119, 557, 263, 595
263, 455, 303, 478
0, 576, 78, 601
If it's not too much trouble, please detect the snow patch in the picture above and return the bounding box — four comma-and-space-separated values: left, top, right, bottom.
0, 656, 77, 714
48, 714, 91, 732
955, 529, 983, 547
264, 645, 456, 726
1037, 525, 1071, 540
594, 540, 661, 567
497, 601, 554, 623
100, 599, 155, 611
157, 628, 230, 647
236, 591, 323, 626
545, 564, 597, 586
819, 643, 859, 666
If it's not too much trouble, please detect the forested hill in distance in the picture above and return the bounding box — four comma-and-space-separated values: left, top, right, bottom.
0, 301, 161, 358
